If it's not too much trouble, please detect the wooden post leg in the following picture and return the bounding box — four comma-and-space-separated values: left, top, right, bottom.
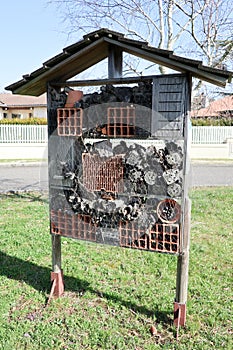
52, 234, 62, 273
174, 198, 191, 327
49, 235, 64, 300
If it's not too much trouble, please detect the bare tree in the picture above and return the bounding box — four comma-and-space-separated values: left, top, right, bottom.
47, 0, 233, 74
175, 0, 233, 69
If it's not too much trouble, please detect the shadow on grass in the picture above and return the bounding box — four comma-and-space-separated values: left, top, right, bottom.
0, 251, 172, 326
0, 191, 48, 204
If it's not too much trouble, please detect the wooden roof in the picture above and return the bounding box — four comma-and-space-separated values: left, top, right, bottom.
5, 28, 233, 96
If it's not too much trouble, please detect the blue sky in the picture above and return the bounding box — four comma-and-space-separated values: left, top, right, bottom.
1, 1, 231, 96
0, 0, 74, 92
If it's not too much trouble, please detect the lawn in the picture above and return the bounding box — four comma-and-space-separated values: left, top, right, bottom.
0, 188, 232, 349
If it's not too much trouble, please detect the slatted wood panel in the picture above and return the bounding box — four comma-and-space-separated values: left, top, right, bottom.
152, 75, 189, 139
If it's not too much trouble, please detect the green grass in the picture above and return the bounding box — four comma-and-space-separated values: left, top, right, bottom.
0, 189, 232, 349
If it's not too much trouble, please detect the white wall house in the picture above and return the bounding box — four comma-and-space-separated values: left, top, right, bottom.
0, 93, 47, 120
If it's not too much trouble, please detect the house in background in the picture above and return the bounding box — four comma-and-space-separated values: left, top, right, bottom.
0, 93, 47, 120
191, 95, 233, 118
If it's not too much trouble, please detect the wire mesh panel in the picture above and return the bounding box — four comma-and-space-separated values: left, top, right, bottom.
49, 78, 190, 255
50, 136, 184, 254
57, 108, 83, 136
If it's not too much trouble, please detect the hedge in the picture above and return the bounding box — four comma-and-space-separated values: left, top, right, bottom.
0, 118, 47, 125
0, 117, 232, 127
191, 117, 233, 126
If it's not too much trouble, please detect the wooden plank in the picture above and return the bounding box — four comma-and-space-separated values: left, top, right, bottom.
175, 198, 191, 303
51, 74, 167, 87
52, 235, 62, 273
175, 73, 191, 307
108, 44, 123, 79
104, 37, 229, 87
158, 102, 182, 112
158, 92, 183, 102
152, 75, 188, 138
47, 84, 63, 276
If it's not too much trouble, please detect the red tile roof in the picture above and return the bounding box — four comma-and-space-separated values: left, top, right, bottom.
192, 95, 233, 117
0, 93, 46, 107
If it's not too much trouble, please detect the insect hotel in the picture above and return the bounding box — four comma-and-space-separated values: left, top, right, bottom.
6, 29, 232, 327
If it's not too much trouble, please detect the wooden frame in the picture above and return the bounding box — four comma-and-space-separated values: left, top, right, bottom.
47, 54, 192, 327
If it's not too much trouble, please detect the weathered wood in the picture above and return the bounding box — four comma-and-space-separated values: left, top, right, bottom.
152, 75, 189, 139
175, 197, 191, 304
174, 76, 191, 327
51, 235, 62, 273
108, 44, 123, 79
104, 36, 230, 87
6, 29, 231, 96
47, 84, 63, 276
51, 75, 157, 87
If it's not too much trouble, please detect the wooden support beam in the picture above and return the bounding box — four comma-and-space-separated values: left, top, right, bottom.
47, 84, 64, 300
52, 235, 62, 273
174, 197, 191, 326
49, 235, 64, 300
50, 73, 187, 88
108, 44, 123, 79
51, 75, 154, 87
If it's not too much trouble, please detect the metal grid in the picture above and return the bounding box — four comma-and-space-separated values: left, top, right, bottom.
51, 210, 96, 241
57, 108, 83, 136
120, 221, 179, 253
107, 107, 135, 137
82, 153, 124, 193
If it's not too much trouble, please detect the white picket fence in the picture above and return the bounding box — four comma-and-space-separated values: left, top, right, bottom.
0, 125, 48, 143
192, 126, 233, 144
0, 124, 233, 144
